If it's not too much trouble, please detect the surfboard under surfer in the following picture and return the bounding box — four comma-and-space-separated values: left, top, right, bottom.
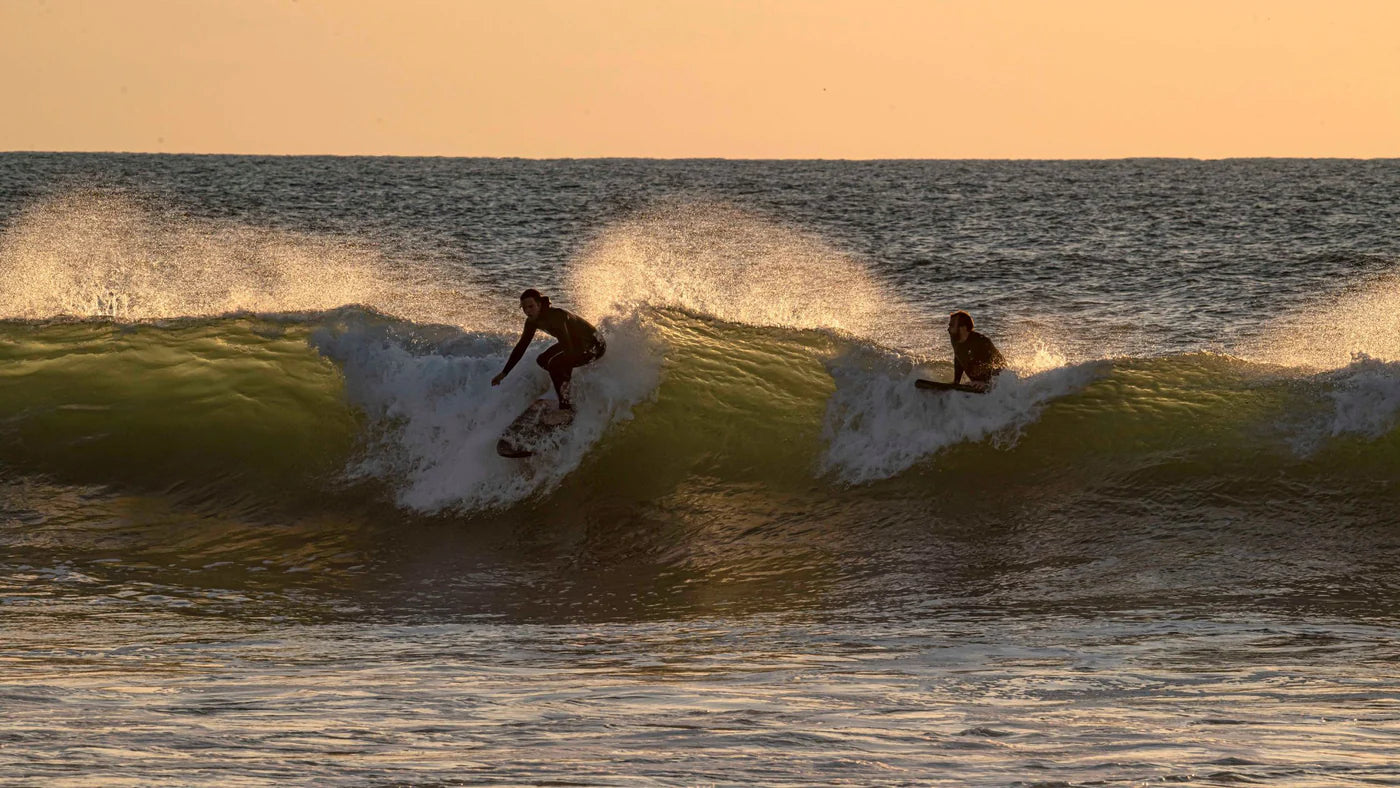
492, 289, 606, 422
947, 310, 1005, 391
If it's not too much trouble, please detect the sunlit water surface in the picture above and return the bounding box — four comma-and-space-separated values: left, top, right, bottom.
3, 155, 1400, 785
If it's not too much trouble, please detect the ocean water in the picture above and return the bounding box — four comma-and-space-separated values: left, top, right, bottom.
2, 154, 1399, 785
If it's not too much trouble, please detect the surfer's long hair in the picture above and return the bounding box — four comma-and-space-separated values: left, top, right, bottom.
520, 289, 551, 309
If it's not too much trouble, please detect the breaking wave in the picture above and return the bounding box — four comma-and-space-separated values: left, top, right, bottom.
1, 191, 1397, 521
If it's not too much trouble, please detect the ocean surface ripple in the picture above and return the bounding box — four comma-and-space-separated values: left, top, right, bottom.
3, 155, 1399, 785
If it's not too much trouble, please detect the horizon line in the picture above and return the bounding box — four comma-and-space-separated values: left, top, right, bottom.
4, 150, 1399, 162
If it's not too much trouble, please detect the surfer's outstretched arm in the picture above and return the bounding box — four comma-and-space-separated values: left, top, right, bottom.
492, 323, 537, 386
952, 358, 964, 385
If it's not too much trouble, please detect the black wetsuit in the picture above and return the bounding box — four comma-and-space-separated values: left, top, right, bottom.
499, 306, 605, 408
952, 330, 1006, 384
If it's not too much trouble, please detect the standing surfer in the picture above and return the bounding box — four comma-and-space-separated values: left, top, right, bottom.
492, 289, 606, 421
948, 310, 1005, 391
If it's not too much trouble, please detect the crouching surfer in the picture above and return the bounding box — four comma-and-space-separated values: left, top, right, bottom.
492, 289, 606, 424
948, 310, 1005, 391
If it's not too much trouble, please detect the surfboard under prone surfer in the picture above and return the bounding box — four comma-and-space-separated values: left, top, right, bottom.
492, 289, 606, 416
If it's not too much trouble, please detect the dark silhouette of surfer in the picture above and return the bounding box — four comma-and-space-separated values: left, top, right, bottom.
492, 289, 605, 422
948, 310, 1005, 391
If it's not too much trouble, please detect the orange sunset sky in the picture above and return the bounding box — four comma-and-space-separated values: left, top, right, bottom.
2, 0, 1397, 158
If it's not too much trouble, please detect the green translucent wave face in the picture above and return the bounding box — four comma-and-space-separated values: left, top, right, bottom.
0, 317, 362, 504
579, 309, 839, 493
1, 311, 1398, 522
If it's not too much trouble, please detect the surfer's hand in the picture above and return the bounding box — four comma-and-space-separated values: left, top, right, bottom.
491, 374, 503, 387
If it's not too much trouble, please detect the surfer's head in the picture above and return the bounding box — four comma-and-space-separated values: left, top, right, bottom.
948, 310, 973, 342
520, 289, 550, 319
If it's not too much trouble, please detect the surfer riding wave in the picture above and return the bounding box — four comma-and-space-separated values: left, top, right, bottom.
492, 289, 606, 419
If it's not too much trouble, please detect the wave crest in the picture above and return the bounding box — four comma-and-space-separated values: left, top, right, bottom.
309, 309, 663, 511
821, 345, 1103, 483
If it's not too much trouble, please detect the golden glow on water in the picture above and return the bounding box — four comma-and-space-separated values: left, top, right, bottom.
2, 1, 1397, 157
4, 597, 1400, 785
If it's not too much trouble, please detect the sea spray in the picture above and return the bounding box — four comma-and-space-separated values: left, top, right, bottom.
1239, 271, 1400, 452
568, 202, 922, 349
1244, 271, 1400, 371
0, 191, 481, 326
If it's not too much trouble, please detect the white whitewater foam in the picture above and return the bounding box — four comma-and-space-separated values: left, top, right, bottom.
310, 310, 662, 512
1320, 355, 1400, 440
821, 344, 1101, 483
